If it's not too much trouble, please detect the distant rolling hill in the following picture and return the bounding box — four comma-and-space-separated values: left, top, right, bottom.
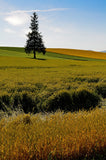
101, 50, 106, 53
46, 48, 106, 60
0, 47, 106, 61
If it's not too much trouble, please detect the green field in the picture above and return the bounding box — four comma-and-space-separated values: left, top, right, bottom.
0, 47, 106, 112
0, 47, 106, 160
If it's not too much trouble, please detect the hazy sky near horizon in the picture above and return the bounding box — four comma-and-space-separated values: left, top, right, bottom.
0, 0, 106, 51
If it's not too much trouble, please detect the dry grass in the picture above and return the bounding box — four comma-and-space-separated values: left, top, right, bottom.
0, 108, 106, 160
46, 48, 106, 60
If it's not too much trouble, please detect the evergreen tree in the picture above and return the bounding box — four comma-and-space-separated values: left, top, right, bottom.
25, 12, 46, 59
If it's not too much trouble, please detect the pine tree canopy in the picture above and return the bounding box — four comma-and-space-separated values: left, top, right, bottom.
25, 12, 46, 59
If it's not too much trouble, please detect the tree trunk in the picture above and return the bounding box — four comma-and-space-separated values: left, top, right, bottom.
34, 49, 36, 59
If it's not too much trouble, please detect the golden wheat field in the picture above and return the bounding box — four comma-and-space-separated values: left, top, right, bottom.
0, 108, 106, 160
46, 48, 106, 60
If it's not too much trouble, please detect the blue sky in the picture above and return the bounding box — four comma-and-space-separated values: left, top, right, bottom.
0, 0, 106, 51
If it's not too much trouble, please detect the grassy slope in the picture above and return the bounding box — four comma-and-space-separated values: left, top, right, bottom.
0, 47, 105, 61
47, 48, 106, 60
0, 47, 105, 97
0, 47, 30, 58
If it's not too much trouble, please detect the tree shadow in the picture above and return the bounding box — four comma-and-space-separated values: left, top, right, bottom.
26, 57, 46, 60
36, 58, 46, 60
